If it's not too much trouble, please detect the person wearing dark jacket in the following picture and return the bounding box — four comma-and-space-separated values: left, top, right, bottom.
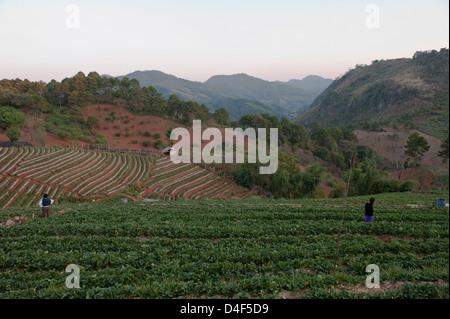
364, 198, 375, 222
39, 194, 54, 218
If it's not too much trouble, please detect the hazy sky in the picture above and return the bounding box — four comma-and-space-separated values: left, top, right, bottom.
0, 0, 448, 83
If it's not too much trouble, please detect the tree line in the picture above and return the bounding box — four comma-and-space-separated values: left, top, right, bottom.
1, 71, 448, 198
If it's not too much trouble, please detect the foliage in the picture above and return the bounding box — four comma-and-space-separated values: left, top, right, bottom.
0, 192, 447, 299
234, 163, 254, 189
438, 137, 449, 162
154, 140, 163, 149
404, 132, 430, 165
6, 125, 21, 142
297, 48, 449, 133
0, 106, 25, 130
87, 116, 100, 135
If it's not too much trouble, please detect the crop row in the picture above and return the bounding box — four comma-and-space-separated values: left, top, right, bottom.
142, 157, 251, 200
0, 147, 153, 207
0, 198, 447, 299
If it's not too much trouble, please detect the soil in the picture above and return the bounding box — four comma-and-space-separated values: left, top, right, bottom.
355, 127, 443, 167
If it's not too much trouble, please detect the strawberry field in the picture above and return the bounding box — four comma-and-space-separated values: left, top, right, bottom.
0, 191, 448, 299
0, 147, 251, 208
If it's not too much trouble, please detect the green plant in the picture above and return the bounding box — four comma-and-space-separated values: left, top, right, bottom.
154, 140, 163, 149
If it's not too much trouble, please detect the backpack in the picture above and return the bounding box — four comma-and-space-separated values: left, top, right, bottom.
42, 198, 51, 206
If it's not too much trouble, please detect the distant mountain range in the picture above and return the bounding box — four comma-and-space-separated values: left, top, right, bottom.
102, 71, 332, 120
296, 48, 449, 141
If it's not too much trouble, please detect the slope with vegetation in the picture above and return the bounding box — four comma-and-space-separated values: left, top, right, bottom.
297, 48, 449, 142
1, 49, 448, 200
108, 70, 332, 120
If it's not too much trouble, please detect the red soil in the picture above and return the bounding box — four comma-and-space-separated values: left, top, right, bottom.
355, 127, 443, 166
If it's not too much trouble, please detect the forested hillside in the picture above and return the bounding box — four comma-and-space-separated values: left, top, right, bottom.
297, 49, 449, 141
108, 71, 331, 120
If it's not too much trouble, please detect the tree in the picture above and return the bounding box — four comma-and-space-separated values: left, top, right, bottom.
6, 125, 21, 142
270, 168, 290, 198
166, 127, 173, 139
404, 132, 430, 166
300, 164, 326, 196
154, 140, 163, 149
438, 137, 449, 163
234, 163, 254, 189
213, 108, 231, 126
87, 116, 100, 135
0, 106, 25, 130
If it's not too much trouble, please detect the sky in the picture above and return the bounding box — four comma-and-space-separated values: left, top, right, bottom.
0, 0, 448, 83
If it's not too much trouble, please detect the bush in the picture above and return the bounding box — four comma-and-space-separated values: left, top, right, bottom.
314, 147, 331, 162
131, 140, 138, 144
142, 141, 151, 147
153, 133, 161, 139
115, 132, 121, 137
144, 131, 151, 137
57, 132, 68, 139
154, 140, 163, 149
330, 180, 347, 198
400, 180, 420, 192
6, 125, 21, 142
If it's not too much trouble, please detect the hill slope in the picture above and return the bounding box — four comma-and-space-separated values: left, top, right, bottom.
0, 145, 252, 208
297, 48, 449, 140
278, 75, 333, 95
107, 71, 330, 120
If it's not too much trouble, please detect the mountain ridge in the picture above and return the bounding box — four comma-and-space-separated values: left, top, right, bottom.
296, 48, 449, 141
102, 70, 333, 120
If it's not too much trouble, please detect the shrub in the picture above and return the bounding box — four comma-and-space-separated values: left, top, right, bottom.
153, 133, 161, 139
58, 132, 68, 139
142, 141, 151, 147
400, 180, 420, 192
6, 126, 21, 142
154, 140, 163, 149
144, 131, 151, 137
131, 140, 138, 144
115, 132, 121, 137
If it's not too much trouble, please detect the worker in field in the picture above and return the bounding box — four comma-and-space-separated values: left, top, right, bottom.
39, 194, 54, 218
364, 197, 375, 222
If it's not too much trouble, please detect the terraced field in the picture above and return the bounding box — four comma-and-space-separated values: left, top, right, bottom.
0, 147, 252, 208
142, 157, 252, 201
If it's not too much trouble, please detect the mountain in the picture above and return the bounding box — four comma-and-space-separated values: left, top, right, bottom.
104, 71, 331, 120
114, 70, 226, 105
282, 75, 334, 95
296, 48, 449, 140
204, 73, 313, 108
